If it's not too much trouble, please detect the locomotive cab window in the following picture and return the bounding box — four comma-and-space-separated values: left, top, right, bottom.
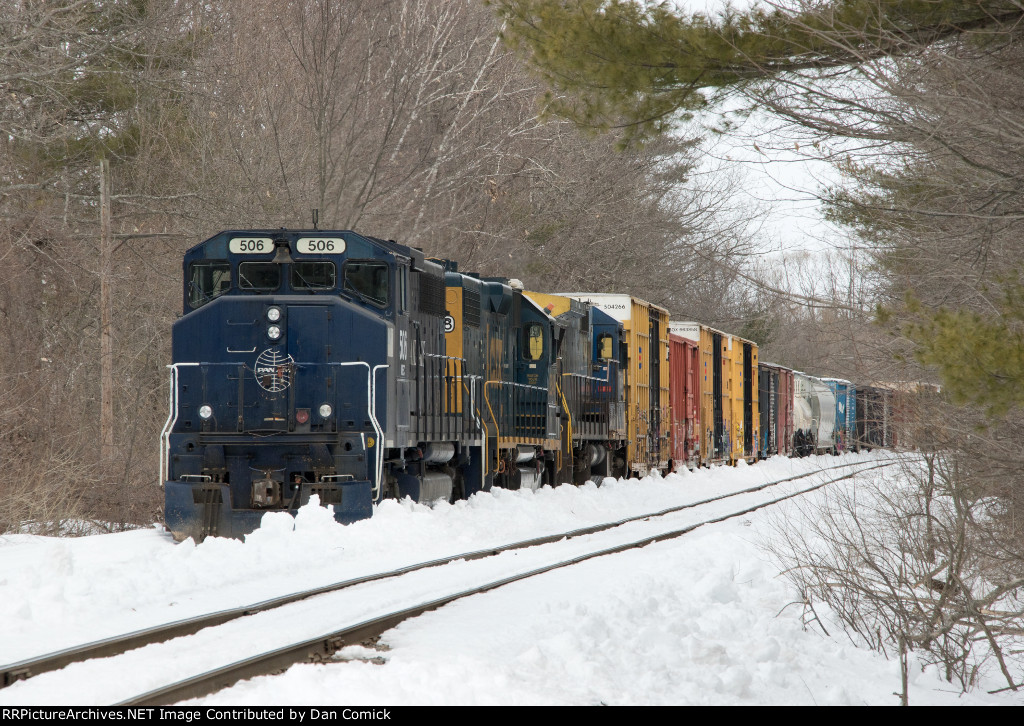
524, 323, 544, 361
238, 262, 280, 291
292, 261, 336, 290
344, 260, 389, 307
188, 261, 231, 309
597, 333, 614, 360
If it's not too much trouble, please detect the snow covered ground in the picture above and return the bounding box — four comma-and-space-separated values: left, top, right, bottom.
2, 452, 1020, 705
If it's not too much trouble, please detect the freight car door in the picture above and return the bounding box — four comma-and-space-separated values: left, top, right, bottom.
712, 332, 724, 459
648, 312, 661, 458
758, 367, 770, 456
770, 370, 779, 455
687, 342, 699, 460
743, 344, 753, 457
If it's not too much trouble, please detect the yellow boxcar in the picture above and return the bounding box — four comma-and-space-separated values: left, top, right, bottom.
563, 293, 670, 475
670, 323, 758, 464
726, 332, 759, 463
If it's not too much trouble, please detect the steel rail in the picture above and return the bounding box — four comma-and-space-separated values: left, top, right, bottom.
118, 460, 898, 706
1, 457, 897, 689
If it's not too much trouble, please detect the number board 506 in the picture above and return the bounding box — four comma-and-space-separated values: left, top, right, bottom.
297, 237, 346, 254
229, 237, 273, 254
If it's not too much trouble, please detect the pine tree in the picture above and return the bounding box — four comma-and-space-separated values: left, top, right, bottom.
495, 0, 1024, 143
498, 0, 1024, 415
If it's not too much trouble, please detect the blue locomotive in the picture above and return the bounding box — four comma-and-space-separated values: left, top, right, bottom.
161, 230, 629, 540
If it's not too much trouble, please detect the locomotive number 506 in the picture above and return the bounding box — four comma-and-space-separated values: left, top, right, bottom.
297, 237, 346, 254
229, 237, 273, 254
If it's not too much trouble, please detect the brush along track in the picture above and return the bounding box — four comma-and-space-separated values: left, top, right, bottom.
1, 458, 897, 697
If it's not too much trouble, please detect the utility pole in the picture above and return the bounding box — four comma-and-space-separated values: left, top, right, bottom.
100, 159, 114, 464
849, 238, 856, 311
97, 161, 185, 471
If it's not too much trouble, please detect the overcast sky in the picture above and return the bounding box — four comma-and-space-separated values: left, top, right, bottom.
664, 1, 853, 260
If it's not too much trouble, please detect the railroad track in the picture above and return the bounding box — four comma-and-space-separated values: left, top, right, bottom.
0, 457, 899, 705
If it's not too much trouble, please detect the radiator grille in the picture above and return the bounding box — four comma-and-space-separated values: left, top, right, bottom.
420, 272, 445, 316
463, 287, 481, 328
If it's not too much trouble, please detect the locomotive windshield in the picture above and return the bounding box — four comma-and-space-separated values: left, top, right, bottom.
292, 261, 336, 290
344, 260, 389, 307
188, 261, 231, 309
524, 323, 544, 360
238, 262, 280, 291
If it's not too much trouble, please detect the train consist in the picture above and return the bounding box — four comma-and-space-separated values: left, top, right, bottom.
161, 229, 897, 541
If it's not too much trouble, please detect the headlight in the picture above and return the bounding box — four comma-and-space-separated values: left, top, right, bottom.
199, 405, 213, 420
319, 403, 333, 418
267, 325, 282, 340
267, 306, 282, 322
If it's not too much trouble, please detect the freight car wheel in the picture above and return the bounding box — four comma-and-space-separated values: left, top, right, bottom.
611, 454, 627, 480
449, 471, 465, 504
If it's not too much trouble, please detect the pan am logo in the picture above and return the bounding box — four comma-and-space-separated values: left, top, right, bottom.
254, 349, 295, 392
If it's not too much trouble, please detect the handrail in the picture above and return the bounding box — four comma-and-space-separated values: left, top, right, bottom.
159, 363, 201, 488
483, 379, 550, 444
483, 380, 501, 443
459, 375, 487, 481
161, 360, 386, 498
462, 376, 484, 436
555, 379, 573, 449
563, 358, 616, 384
370, 364, 388, 497
422, 353, 473, 441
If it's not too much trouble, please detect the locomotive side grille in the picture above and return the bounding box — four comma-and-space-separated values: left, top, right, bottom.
463, 287, 481, 328
420, 273, 446, 316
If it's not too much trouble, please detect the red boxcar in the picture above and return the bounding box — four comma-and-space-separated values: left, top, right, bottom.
777, 365, 794, 457
669, 332, 701, 469
758, 363, 794, 457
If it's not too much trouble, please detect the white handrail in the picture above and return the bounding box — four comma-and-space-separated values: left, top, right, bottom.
159, 363, 200, 488
160, 360, 388, 499
371, 364, 387, 498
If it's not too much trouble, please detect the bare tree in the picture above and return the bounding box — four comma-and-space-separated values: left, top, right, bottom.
190, 0, 753, 302
0, 0, 207, 530
0, 0, 761, 532
767, 445, 1024, 703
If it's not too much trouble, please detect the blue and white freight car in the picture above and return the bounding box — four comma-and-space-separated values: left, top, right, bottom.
793, 372, 836, 456
822, 378, 857, 453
